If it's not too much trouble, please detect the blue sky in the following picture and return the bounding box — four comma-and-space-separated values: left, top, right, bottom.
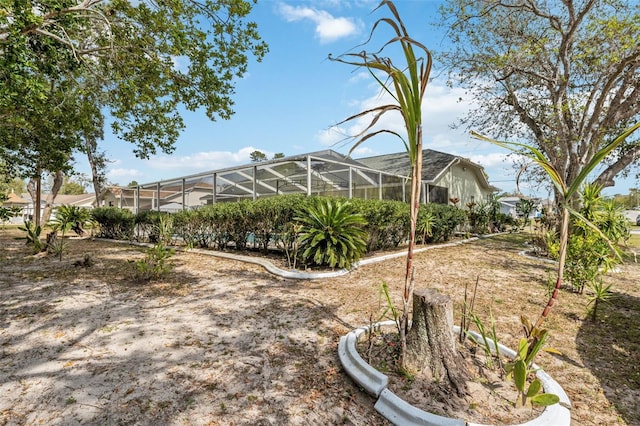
75, 0, 638, 198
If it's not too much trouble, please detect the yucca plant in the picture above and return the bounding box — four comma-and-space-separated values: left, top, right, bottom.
329, 0, 432, 365
586, 280, 614, 322
16, 220, 45, 254
296, 198, 367, 269
472, 121, 640, 330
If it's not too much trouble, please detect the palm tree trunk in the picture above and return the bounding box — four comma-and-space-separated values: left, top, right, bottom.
400, 132, 423, 366
534, 207, 570, 330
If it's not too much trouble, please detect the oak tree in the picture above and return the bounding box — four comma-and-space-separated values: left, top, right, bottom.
440, 0, 639, 197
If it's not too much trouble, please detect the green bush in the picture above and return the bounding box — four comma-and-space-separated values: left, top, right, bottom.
134, 210, 173, 244
173, 209, 214, 248
422, 203, 466, 243
91, 207, 134, 240
130, 242, 175, 282
350, 199, 410, 251
296, 198, 368, 269
564, 185, 629, 293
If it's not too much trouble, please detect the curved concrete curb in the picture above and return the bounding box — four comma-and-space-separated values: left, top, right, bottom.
338, 326, 388, 397
98, 233, 500, 280
339, 321, 571, 426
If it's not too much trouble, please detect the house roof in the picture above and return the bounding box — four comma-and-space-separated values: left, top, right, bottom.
356, 149, 498, 191
54, 194, 96, 206
3, 192, 30, 205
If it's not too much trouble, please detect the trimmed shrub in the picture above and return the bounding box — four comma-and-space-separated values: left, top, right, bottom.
91, 207, 134, 240
422, 203, 466, 243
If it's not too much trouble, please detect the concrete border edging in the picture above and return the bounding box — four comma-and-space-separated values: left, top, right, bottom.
97, 234, 492, 280
340, 321, 571, 426
338, 327, 388, 397
375, 388, 465, 426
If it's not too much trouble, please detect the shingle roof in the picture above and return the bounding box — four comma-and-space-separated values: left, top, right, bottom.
3, 192, 30, 205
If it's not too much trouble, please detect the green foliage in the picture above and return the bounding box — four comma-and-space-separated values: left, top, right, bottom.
47, 237, 68, 261
586, 280, 614, 322
565, 184, 629, 293
130, 243, 175, 282
91, 207, 134, 240
16, 220, 44, 254
173, 208, 214, 249
422, 203, 466, 243
50, 205, 92, 236
249, 150, 267, 162
416, 209, 435, 244
504, 317, 560, 408
350, 198, 410, 251
465, 308, 501, 370
296, 198, 367, 269
59, 177, 86, 195
134, 210, 173, 244
0, 206, 22, 224
465, 201, 491, 234
1, 0, 267, 183
376, 282, 400, 325
472, 122, 640, 329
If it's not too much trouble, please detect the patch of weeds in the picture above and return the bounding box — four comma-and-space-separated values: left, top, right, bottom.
219, 402, 227, 413
99, 325, 117, 333
65, 396, 76, 405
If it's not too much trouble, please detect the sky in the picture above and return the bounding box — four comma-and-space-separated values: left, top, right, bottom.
74, 0, 638, 198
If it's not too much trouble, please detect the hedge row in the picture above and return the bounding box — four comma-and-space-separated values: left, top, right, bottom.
91, 195, 466, 255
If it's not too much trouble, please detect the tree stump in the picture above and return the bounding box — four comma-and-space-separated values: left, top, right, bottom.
405, 288, 469, 397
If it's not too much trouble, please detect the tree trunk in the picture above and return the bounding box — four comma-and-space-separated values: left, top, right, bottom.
85, 135, 107, 207
405, 288, 469, 398
41, 170, 64, 225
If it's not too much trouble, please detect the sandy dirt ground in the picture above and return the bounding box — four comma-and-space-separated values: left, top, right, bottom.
1, 230, 638, 425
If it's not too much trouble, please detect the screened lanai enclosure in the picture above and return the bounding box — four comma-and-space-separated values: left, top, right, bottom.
119, 150, 420, 213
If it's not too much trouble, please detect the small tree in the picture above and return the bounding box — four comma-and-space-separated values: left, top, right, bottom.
472, 121, 640, 329
330, 0, 436, 371
249, 150, 267, 162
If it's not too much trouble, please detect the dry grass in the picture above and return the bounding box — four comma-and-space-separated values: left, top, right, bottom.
1, 227, 639, 425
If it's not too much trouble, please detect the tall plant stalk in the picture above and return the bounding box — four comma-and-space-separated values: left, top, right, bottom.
472, 122, 639, 329
330, 0, 431, 365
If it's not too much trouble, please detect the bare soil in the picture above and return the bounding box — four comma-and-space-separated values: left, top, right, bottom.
1, 229, 639, 425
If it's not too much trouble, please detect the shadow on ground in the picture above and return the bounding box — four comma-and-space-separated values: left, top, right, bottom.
576, 290, 640, 425
0, 233, 386, 425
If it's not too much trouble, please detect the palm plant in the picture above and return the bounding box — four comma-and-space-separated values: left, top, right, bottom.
50, 205, 92, 237
329, 0, 432, 364
472, 121, 640, 329
296, 198, 367, 269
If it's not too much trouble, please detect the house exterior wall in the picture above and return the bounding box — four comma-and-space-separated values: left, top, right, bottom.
432, 163, 493, 206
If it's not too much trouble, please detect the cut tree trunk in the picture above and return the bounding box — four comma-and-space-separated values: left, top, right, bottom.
405, 288, 469, 398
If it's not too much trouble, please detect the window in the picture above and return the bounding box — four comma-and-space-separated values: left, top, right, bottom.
429, 185, 448, 204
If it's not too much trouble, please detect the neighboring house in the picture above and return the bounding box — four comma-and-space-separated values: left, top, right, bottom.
357, 149, 499, 205
1, 191, 31, 224
498, 195, 551, 219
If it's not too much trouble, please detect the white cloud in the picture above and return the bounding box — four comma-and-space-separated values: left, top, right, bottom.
315, 126, 350, 148
277, 3, 361, 43
107, 168, 143, 179
147, 147, 262, 172
467, 152, 513, 168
